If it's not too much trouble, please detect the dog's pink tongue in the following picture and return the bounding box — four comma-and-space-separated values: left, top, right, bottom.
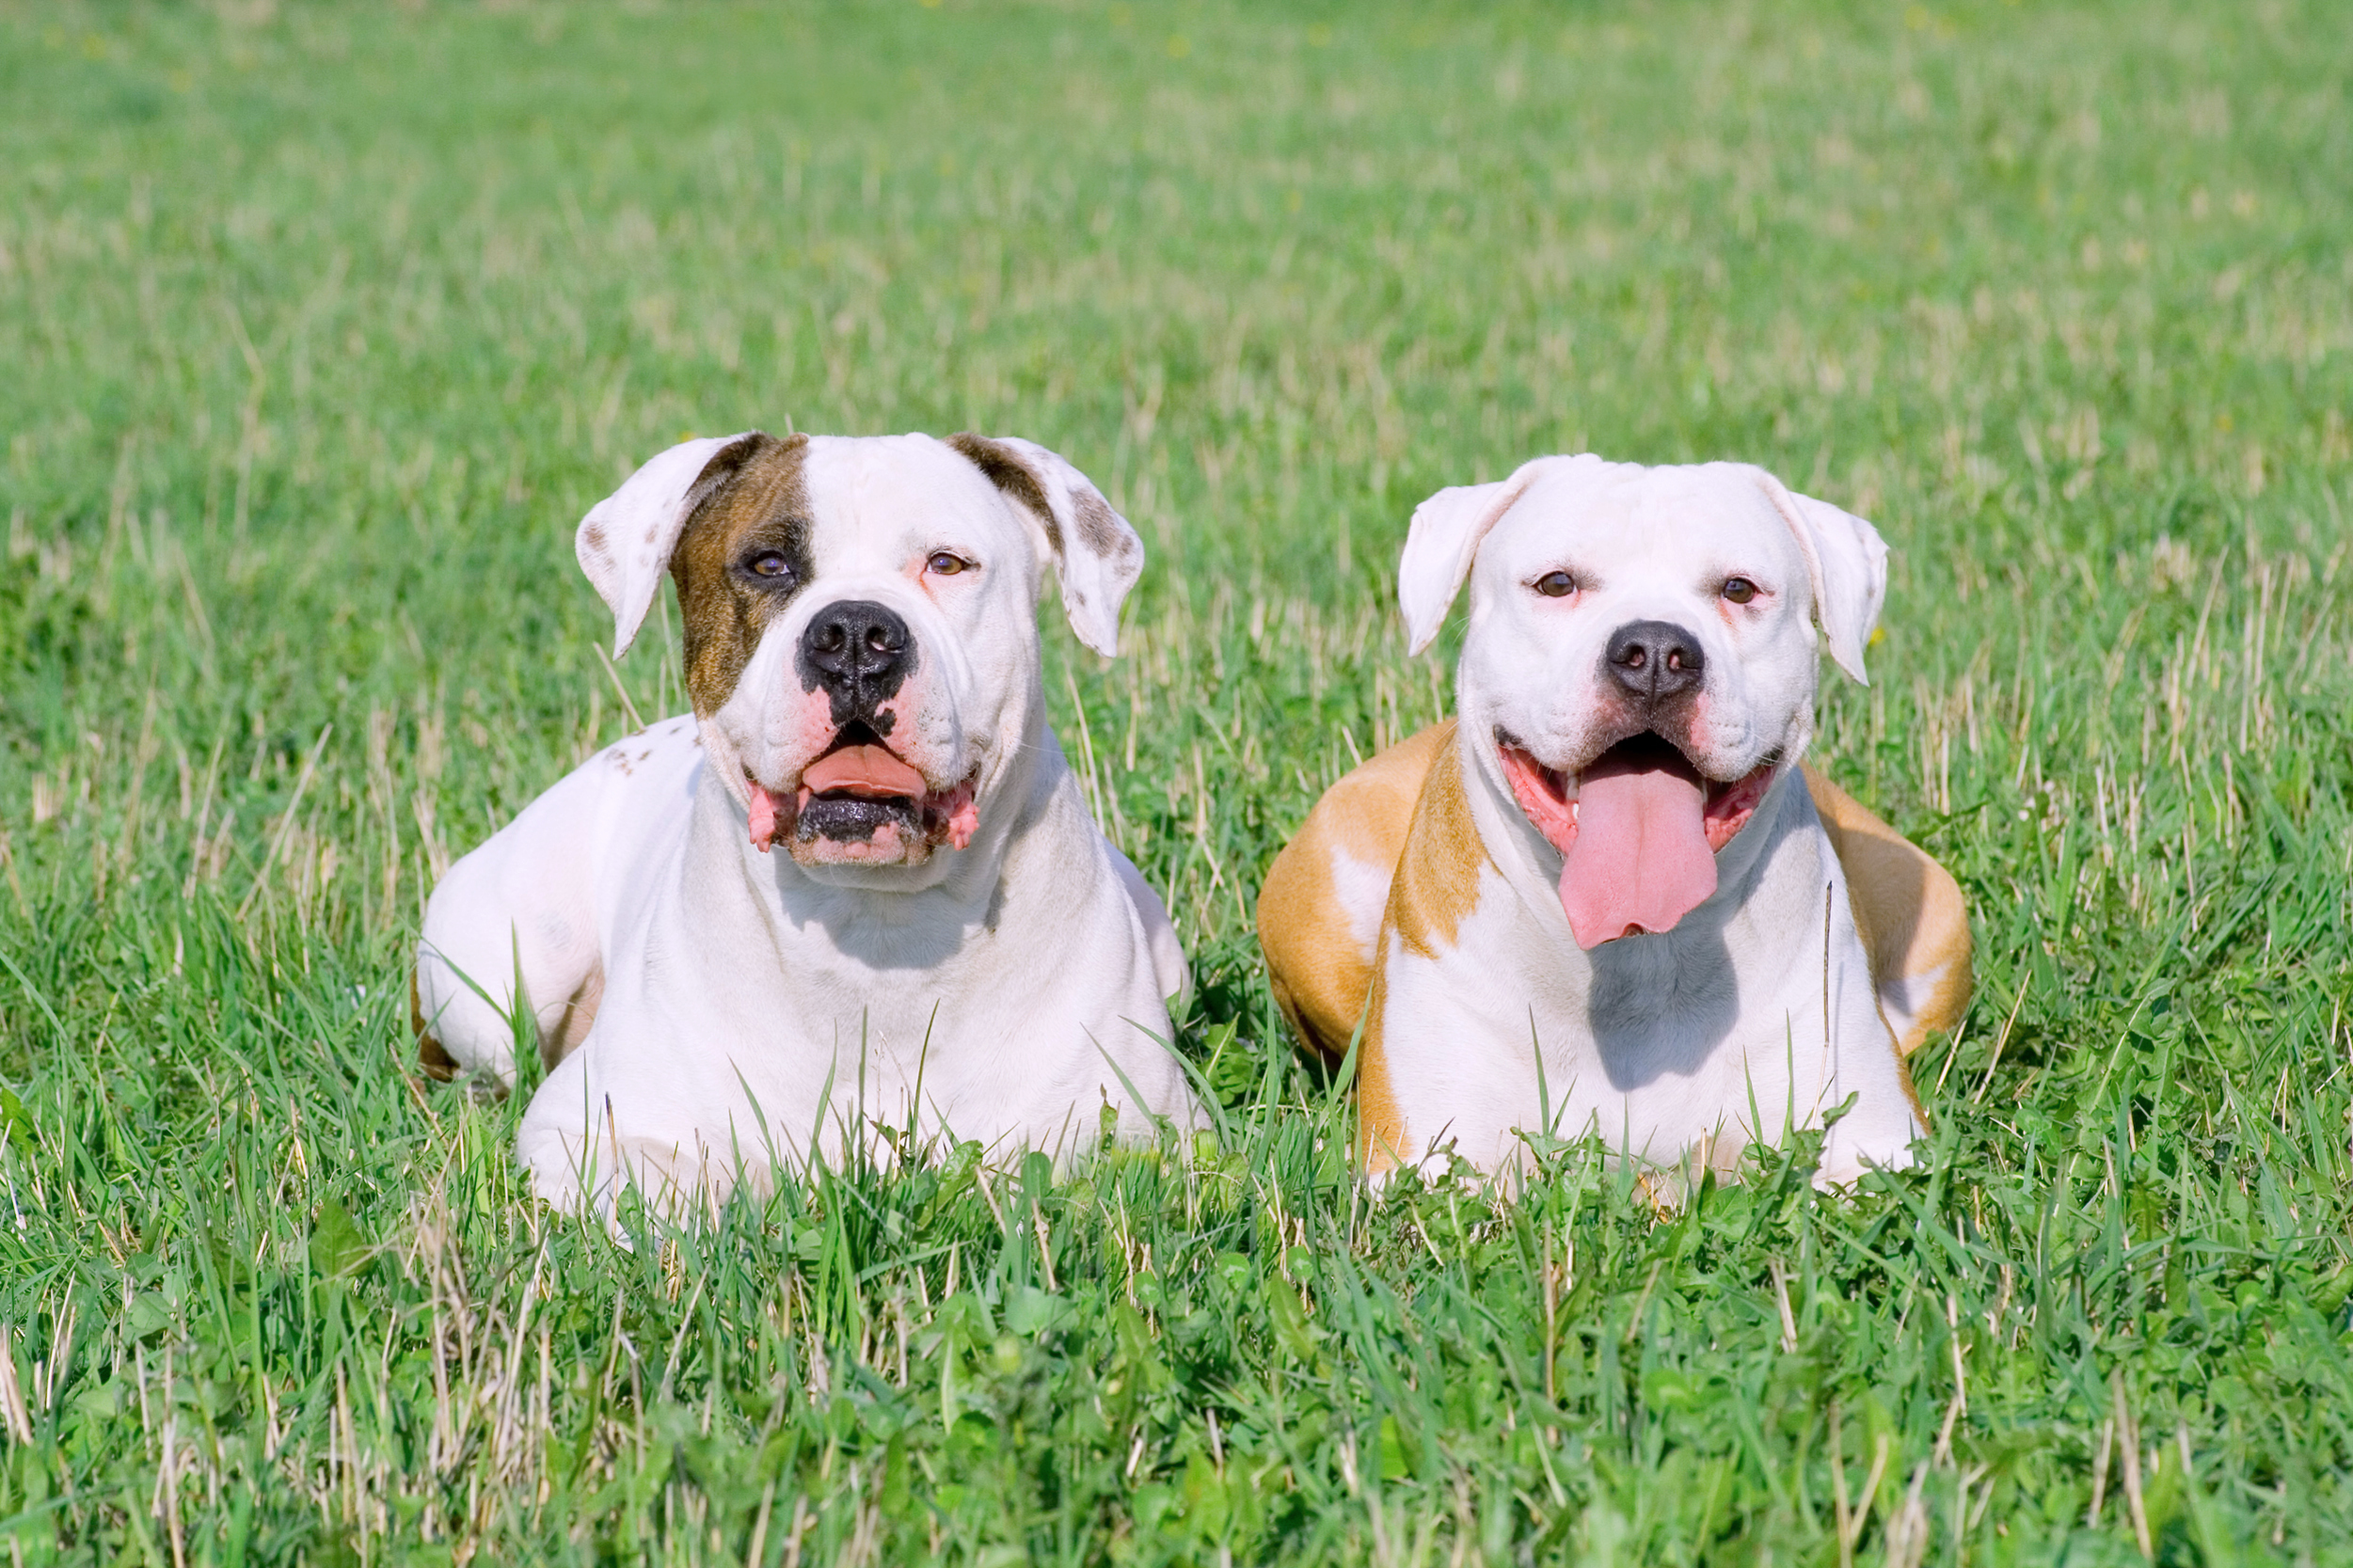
801, 744, 927, 797
1557, 752, 1718, 949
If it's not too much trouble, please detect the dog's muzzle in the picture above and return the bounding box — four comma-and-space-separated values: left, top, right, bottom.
798, 599, 914, 732
1602, 619, 1704, 705
1499, 726, 1777, 951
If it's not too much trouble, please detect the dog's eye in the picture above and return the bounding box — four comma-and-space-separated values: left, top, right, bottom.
1532, 570, 1577, 598
1721, 577, 1760, 605
926, 551, 973, 578
744, 550, 793, 580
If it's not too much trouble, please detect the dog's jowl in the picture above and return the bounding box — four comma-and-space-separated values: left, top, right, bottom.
413, 432, 1198, 1212
1259, 456, 1971, 1186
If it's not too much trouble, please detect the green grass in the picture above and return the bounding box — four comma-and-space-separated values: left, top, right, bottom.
1, 0, 2349, 1561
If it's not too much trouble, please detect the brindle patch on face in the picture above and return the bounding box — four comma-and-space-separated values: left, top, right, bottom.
670, 432, 816, 716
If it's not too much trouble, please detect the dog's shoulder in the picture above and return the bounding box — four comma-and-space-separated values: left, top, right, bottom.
1802, 764, 1974, 1054
1257, 720, 1454, 1058
414, 717, 703, 1085
455, 716, 703, 901
1380, 723, 1494, 961
1356, 722, 1506, 1168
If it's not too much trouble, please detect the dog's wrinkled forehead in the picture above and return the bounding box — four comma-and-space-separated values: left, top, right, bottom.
1399, 453, 1887, 683
1486, 462, 1801, 582
796, 435, 1039, 569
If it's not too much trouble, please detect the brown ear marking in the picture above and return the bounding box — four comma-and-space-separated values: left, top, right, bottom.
945, 433, 1061, 554
669, 432, 814, 717
1071, 485, 1141, 566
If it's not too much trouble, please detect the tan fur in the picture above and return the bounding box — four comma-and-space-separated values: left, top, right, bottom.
1356, 731, 1493, 1170
1381, 733, 1489, 963
1356, 960, 1407, 1170
1259, 723, 1973, 1111
1804, 770, 1974, 1053
1256, 721, 1455, 1059
414, 970, 458, 1082
542, 964, 605, 1070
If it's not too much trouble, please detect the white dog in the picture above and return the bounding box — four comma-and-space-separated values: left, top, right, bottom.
1258, 456, 1970, 1185
412, 432, 1198, 1212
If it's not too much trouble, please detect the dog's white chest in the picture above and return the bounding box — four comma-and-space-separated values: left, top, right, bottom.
1375, 796, 1918, 1180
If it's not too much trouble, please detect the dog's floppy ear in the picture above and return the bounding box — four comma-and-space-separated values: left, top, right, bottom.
575, 433, 764, 657
946, 434, 1144, 657
1752, 468, 1888, 684
1399, 455, 1598, 656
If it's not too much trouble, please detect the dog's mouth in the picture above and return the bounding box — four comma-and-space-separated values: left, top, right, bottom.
743, 721, 980, 860
1497, 730, 1778, 950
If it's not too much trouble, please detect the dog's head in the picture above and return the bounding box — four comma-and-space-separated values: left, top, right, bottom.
576, 430, 1143, 882
1399, 455, 1886, 950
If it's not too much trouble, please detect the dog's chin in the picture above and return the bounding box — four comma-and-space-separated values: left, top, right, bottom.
737, 736, 983, 872
702, 715, 983, 871
789, 794, 935, 868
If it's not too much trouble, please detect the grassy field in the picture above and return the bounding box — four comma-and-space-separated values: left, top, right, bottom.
2, 0, 2350, 1560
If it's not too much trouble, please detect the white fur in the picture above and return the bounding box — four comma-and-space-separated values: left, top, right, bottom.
970, 435, 1140, 657
577, 434, 755, 658
417, 434, 1197, 1214
1382, 457, 1918, 1184
1329, 844, 1392, 962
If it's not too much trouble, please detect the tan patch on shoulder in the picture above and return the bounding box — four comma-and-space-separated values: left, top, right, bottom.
1804, 765, 1975, 1060
1356, 958, 1408, 1173
1384, 729, 1491, 960
1255, 721, 1483, 1169
1257, 721, 1454, 1059
1359, 724, 1496, 1171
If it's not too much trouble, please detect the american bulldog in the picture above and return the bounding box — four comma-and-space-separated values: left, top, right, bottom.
1258, 456, 1971, 1184
412, 431, 1198, 1212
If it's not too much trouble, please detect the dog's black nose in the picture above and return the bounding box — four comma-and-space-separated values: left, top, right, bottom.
1603, 620, 1705, 702
798, 600, 914, 720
